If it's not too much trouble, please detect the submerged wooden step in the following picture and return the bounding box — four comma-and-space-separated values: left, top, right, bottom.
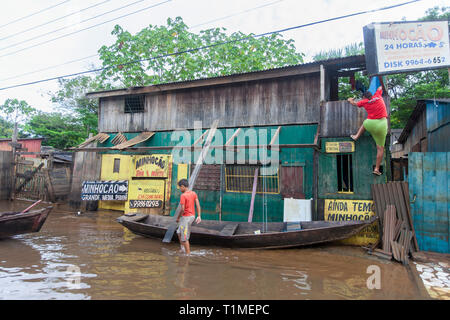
221, 224, 238, 236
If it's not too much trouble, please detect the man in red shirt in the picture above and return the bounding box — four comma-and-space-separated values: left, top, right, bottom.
176, 179, 201, 255
348, 86, 388, 176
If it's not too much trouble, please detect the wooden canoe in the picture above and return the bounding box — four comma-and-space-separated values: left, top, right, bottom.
0, 206, 53, 239
117, 214, 378, 249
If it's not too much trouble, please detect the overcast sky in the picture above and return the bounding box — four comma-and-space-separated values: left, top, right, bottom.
0, 0, 447, 113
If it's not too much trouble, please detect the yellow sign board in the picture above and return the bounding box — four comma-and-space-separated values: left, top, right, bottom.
324, 199, 379, 245
132, 155, 171, 178
128, 179, 165, 208
325, 141, 354, 153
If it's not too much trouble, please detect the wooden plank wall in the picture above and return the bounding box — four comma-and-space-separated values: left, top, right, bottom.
321, 96, 391, 138
409, 152, 449, 253
0, 151, 12, 200
402, 108, 427, 153
50, 167, 72, 198
69, 151, 102, 210
99, 74, 321, 133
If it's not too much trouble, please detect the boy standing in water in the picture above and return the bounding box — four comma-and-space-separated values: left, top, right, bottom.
176, 179, 201, 255
347, 86, 388, 176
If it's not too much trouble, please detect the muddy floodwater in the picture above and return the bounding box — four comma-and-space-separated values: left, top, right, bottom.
0, 200, 431, 300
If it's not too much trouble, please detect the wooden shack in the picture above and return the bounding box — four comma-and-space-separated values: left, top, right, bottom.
72, 55, 390, 245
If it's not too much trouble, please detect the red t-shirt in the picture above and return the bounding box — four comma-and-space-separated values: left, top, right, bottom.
356, 88, 388, 119
180, 190, 198, 217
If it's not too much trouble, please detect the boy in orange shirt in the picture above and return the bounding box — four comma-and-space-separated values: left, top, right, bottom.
176, 179, 201, 255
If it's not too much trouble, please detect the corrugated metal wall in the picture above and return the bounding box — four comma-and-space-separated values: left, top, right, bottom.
409, 152, 449, 254
0, 139, 42, 158
426, 101, 450, 152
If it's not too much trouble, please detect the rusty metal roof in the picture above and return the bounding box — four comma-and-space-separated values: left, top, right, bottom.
86, 55, 366, 99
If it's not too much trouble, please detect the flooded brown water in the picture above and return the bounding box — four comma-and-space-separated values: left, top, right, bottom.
0, 200, 431, 300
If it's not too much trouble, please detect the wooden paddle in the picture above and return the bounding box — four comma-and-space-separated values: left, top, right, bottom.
20, 200, 42, 214
162, 120, 219, 243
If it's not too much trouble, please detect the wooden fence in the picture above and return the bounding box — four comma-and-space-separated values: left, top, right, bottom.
0, 151, 12, 200
13, 157, 73, 202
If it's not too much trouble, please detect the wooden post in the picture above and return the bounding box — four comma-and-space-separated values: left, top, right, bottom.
162, 120, 219, 243
248, 168, 259, 223
44, 169, 56, 203
320, 64, 326, 103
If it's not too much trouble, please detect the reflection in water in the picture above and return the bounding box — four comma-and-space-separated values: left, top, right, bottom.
0, 200, 432, 300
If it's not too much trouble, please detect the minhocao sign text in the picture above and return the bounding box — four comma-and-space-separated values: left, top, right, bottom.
81, 180, 128, 201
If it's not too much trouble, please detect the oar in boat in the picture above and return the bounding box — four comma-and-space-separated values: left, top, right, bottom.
20, 200, 42, 214
162, 120, 219, 243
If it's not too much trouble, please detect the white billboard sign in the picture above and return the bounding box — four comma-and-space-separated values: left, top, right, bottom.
364, 20, 450, 75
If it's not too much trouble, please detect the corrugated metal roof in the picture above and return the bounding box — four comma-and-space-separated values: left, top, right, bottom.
86, 55, 366, 98
397, 99, 450, 144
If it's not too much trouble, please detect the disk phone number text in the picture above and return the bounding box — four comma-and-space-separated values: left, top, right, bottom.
383, 56, 446, 69
129, 200, 162, 208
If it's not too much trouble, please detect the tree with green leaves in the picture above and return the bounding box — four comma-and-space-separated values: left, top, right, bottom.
23, 112, 87, 150
98, 17, 305, 87
0, 98, 36, 141
388, 6, 450, 128
312, 6, 450, 129
0, 117, 14, 138
49, 75, 103, 137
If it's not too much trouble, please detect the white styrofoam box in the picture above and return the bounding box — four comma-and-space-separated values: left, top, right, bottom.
283, 198, 312, 222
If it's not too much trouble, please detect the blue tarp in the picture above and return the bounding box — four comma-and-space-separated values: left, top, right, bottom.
368, 76, 381, 94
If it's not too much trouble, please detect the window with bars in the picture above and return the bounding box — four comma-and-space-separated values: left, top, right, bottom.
124, 95, 145, 113
337, 154, 353, 193
225, 165, 279, 194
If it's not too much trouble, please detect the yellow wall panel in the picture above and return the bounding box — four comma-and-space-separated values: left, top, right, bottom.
99, 154, 132, 211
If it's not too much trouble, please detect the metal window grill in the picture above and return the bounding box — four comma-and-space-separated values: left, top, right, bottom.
124, 95, 145, 113
337, 154, 354, 193
225, 165, 279, 194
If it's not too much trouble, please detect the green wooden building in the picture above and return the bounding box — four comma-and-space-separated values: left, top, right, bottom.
71, 55, 391, 227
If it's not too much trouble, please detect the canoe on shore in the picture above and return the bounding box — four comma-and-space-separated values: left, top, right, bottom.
0, 206, 53, 239
117, 213, 378, 249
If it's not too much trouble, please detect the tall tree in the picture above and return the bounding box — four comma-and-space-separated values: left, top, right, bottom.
49, 75, 103, 137
98, 17, 304, 87
0, 98, 36, 140
24, 112, 87, 150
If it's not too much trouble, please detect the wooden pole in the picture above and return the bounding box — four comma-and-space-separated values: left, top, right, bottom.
162, 120, 219, 243
248, 168, 259, 223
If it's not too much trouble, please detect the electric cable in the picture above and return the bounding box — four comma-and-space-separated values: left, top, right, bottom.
0, 0, 113, 42
0, 0, 159, 54
1, 0, 284, 82
0, 0, 71, 30
0, 0, 422, 91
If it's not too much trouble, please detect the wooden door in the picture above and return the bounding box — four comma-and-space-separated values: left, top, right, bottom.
281, 166, 305, 199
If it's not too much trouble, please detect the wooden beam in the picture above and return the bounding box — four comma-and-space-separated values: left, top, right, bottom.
269, 126, 282, 146
320, 64, 325, 102
192, 130, 209, 147
248, 168, 259, 223
163, 120, 219, 243
225, 128, 241, 147
69, 142, 321, 152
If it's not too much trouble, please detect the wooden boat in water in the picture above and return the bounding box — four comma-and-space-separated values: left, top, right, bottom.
117, 213, 378, 249
0, 206, 53, 239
